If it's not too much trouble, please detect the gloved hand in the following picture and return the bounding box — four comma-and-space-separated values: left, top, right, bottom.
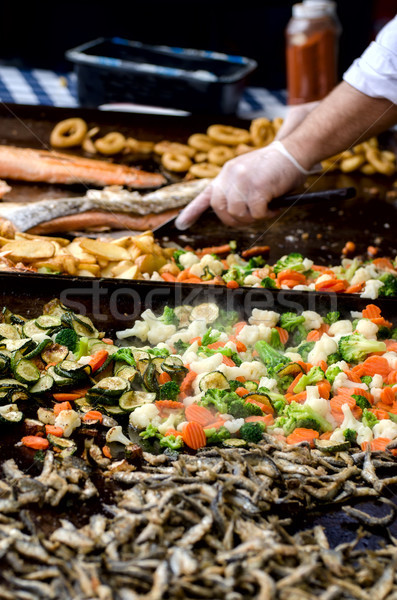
175, 142, 307, 229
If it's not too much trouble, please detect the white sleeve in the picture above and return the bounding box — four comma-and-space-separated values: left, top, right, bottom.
343, 15, 397, 104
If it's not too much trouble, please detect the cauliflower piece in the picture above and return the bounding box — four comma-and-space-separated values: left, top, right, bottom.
158, 413, 182, 435
350, 267, 371, 286
259, 376, 278, 390
179, 252, 200, 269
350, 310, 363, 319
371, 387, 383, 403
224, 341, 237, 353
302, 310, 323, 331
381, 352, 397, 370
370, 374, 384, 389
328, 320, 353, 337
226, 253, 245, 266
360, 279, 384, 299
307, 333, 338, 365
303, 258, 314, 270
244, 274, 262, 286
257, 324, 272, 343
224, 418, 245, 434
249, 309, 279, 328
236, 325, 260, 347
116, 319, 149, 341
148, 323, 177, 346
189, 254, 224, 278
332, 371, 368, 393
373, 420, 397, 440
292, 285, 312, 291
129, 404, 161, 429
331, 360, 349, 371
284, 352, 303, 362
186, 320, 208, 339
150, 271, 163, 282
54, 410, 81, 438
356, 318, 378, 340
190, 353, 223, 375
338, 404, 373, 445
238, 361, 268, 381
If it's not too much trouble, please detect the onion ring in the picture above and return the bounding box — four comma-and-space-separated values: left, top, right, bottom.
50, 118, 88, 148
360, 163, 376, 175
126, 137, 155, 155
235, 143, 255, 156
366, 149, 396, 175
154, 141, 195, 157
187, 133, 217, 152
189, 162, 221, 178
82, 126, 100, 154
95, 132, 126, 155
207, 124, 250, 146
194, 151, 208, 163
250, 118, 274, 147
208, 145, 235, 166
161, 152, 192, 172
339, 154, 366, 173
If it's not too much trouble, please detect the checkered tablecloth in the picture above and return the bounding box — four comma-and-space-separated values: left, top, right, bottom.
0, 65, 287, 119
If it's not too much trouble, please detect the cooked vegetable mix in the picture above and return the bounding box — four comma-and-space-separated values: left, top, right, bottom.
2, 299, 397, 459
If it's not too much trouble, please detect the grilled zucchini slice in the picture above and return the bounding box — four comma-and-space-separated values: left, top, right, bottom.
199, 371, 230, 393
119, 390, 156, 411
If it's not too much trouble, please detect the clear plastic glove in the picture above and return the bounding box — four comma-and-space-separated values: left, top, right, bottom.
275, 101, 320, 140
175, 143, 306, 229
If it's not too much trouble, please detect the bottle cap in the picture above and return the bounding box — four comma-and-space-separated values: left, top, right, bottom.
303, 0, 337, 15
292, 2, 330, 18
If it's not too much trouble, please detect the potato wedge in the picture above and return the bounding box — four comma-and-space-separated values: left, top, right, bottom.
133, 235, 155, 253
66, 240, 97, 264
111, 260, 134, 277
1, 240, 55, 261
135, 253, 167, 275
78, 263, 101, 276
80, 238, 130, 261
116, 265, 141, 280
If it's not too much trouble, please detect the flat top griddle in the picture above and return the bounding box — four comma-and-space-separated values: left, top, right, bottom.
0, 103, 396, 265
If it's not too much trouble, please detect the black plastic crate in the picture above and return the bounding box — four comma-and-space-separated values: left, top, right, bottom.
65, 37, 257, 114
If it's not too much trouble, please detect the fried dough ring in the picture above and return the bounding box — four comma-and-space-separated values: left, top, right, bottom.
154, 140, 195, 157
189, 162, 221, 178
95, 132, 126, 155
161, 152, 192, 172
207, 124, 250, 146
50, 118, 88, 148
125, 137, 155, 155
208, 145, 235, 166
250, 117, 274, 147
366, 148, 396, 175
187, 133, 217, 152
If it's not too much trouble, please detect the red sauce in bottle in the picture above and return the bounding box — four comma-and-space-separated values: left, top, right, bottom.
286, 2, 341, 104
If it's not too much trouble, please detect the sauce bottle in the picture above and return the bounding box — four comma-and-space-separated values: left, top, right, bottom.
286, 2, 341, 104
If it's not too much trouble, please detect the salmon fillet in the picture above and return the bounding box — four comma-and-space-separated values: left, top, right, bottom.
27, 209, 180, 234
0, 145, 166, 189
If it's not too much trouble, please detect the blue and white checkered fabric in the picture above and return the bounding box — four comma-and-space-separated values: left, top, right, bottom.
0, 65, 287, 118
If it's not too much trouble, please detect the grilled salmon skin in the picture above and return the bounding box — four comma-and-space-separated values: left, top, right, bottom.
0, 145, 166, 189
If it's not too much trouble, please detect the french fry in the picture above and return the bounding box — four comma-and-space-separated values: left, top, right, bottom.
80, 238, 130, 261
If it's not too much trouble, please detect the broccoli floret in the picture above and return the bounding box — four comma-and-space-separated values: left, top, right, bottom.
361, 375, 373, 386
338, 333, 386, 363
160, 306, 178, 326
279, 312, 305, 332
267, 392, 286, 414
351, 394, 371, 410
269, 328, 284, 350
75, 336, 89, 360
273, 252, 305, 275
255, 340, 290, 376
283, 401, 333, 435
297, 341, 315, 362
199, 389, 230, 414
378, 273, 397, 297
228, 380, 242, 392
325, 365, 342, 385
327, 352, 342, 366
173, 250, 187, 270
261, 277, 277, 289
343, 428, 358, 443
147, 347, 170, 357
174, 339, 189, 355
159, 381, 180, 401
212, 308, 240, 333
139, 424, 160, 439
239, 422, 265, 443
247, 256, 266, 269
293, 366, 325, 393
55, 328, 78, 352
377, 326, 392, 340
323, 311, 340, 325
229, 399, 263, 418
277, 375, 294, 394
391, 328, 397, 340
112, 347, 136, 367
205, 426, 231, 444
222, 266, 247, 286
362, 409, 379, 429
201, 327, 221, 346
159, 434, 184, 450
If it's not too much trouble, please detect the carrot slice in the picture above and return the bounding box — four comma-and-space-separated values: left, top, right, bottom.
286, 428, 319, 447
180, 371, 197, 394
158, 371, 172, 385
155, 400, 184, 411
319, 431, 333, 440
185, 404, 216, 427
164, 428, 181, 437
385, 340, 397, 352
82, 410, 103, 423
361, 356, 391, 378
387, 370, 397, 384
235, 375, 246, 383
198, 244, 231, 256
227, 280, 240, 289
307, 330, 320, 342
176, 269, 191, 282
287, 372, 303, 394
229, 335, 247, 353
88, 350, 108, 373
161, 272, 177, 282
380, 386, 395, 406
53, 392, 84, 402
102, 338, 114, 345
361, 437, 393, 452
45, 425, 64, 437
277, 269, 306, 284
275, 327, 289, 345
21, 436, 49, 450
102, 445, 112, 459
245, 414, 274, 426
362, 304, 381, 319
235, 386, 248, 397
207, 341, 226, 350
286, 391, 307, 404
370, 408, 390, 420
182, 421, 207, 449
204, 419, 226, 430
53, 401, 72, 416
317, 380, 331, 400
345, 283, 364, 294
222, 355, 236, 367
